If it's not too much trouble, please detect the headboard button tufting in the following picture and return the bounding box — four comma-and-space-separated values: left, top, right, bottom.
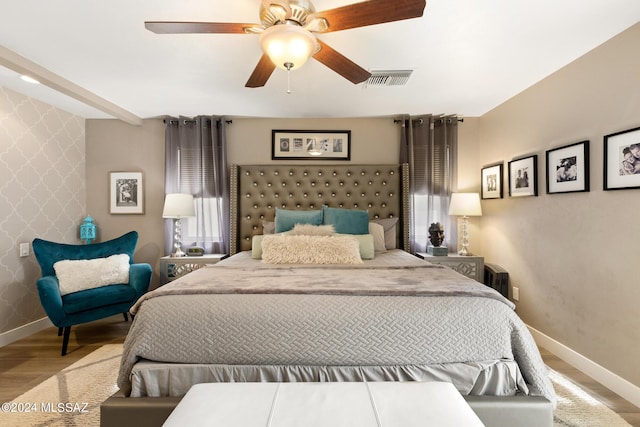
233, 164, 407, 254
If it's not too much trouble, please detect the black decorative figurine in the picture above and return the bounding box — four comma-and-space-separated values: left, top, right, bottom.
427, 222, 448, 256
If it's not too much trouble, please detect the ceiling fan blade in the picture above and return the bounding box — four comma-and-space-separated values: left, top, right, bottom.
313, 0, 426, 33
145, 21, 260, 34
313, 40, 371, 84
245, 54, 277, 88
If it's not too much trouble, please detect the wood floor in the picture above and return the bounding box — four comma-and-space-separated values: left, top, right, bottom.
1, 316, 639, 426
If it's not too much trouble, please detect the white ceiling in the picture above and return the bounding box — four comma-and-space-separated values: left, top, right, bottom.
1, 0, 640, 122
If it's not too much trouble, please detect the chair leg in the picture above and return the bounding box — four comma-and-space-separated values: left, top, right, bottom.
123, 312, 129, 322
58, 327, 63, 336
61, 326, 71, 356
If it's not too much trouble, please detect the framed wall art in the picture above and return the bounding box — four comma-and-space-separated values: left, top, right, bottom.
110, 171, 144, 214
272, 130, 351, 160
546, 140, 590, 194
604, 126, 640, 190
481, 162, 504, 199
508, 155, 538, 197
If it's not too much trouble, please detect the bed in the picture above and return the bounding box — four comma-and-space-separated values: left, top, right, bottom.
103, 164, 555, 427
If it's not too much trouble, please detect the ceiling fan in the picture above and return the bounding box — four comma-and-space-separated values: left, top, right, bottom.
145, 0, 426, 88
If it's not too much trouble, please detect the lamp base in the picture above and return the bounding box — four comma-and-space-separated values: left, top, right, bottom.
457, 215, 472, 256
171, 218, 186, 257
457, 247, 472, 256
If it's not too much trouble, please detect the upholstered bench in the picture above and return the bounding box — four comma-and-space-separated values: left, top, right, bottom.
161, 381, 484, 427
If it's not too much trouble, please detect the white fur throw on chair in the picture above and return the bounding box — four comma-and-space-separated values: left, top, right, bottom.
54, 254, 130, 295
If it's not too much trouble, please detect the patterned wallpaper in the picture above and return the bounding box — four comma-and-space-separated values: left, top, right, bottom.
0, 86, 85, 334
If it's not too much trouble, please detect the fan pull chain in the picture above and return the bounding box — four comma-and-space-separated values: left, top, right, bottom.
284, 62, 293, 94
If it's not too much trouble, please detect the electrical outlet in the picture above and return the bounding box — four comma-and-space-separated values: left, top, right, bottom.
19, 242, 30, 257
512, 286, 520, 302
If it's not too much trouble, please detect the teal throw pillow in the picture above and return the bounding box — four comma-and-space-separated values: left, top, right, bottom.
274, 208, 323, 233
323, 206, 369, 235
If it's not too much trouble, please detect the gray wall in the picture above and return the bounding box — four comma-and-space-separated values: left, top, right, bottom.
84, 119, 166, 286
476, 22, 640, 387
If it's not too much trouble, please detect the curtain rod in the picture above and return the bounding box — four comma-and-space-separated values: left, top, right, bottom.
393, 117, 464, 124
165, 119, 233, 125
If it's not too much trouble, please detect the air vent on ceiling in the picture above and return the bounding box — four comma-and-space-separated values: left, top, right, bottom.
364, 70, 413, 87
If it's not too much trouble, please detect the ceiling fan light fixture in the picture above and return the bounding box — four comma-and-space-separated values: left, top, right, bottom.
259, 24, 318, 70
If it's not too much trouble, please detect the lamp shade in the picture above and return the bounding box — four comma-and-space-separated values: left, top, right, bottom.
448, 193, 482, 217
259, 24, 318, 70
162, 193, 195, 218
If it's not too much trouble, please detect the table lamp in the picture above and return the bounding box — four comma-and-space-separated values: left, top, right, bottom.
162, 193, 196, 257
448, 193, 482, 256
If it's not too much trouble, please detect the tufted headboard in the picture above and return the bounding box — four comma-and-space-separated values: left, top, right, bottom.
230, 164, 410, 254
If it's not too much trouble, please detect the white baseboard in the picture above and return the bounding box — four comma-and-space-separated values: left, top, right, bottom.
0, 317, 53, 348
529, 325, 640, 409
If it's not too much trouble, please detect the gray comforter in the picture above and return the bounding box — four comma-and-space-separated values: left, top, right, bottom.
117, 251, 556, 406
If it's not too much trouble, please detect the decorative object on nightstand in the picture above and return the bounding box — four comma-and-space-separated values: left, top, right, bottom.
186, 246, 205, 256
79, 215, 97, 244
448, 192, 482, 256
427, 222, 448, 256
162, 193, 196, 257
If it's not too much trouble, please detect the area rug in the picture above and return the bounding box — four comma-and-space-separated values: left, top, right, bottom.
550, 369, 632, 426
0, 344, 632, 427
0, 344, 122, 427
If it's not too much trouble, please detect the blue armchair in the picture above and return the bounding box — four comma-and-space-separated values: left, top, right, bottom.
32, 231, 152, 355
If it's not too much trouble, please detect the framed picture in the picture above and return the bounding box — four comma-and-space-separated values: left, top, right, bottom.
604, 126, 640, 190
481, 163, 504, 199
508, 155, 538, 197
546, 140, 590, 194
110, 172, 144, 214
272, 130, 351, 160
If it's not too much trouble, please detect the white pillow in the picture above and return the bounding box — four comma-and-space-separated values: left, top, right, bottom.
261, 220, 275, 235
54, 254, 130, 296
368, 222, 387, 252
371, 217, 399, 249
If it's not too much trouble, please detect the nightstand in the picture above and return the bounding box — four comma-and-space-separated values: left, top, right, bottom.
159, 254, 226, 285
416, 252, 484, 282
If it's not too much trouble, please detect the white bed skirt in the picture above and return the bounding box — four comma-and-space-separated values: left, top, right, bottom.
130, 359, 527, 398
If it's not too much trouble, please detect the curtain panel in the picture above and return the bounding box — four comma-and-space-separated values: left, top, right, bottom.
399, 114, 459, 253
164, 116, 230, 255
